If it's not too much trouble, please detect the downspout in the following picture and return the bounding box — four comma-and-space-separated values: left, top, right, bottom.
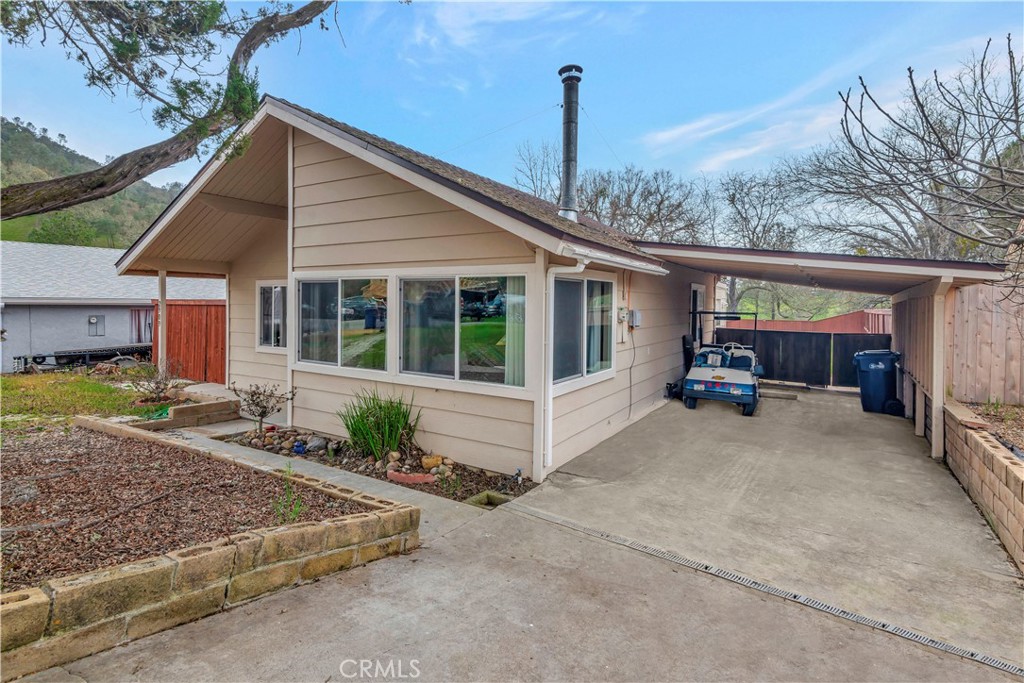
543, 258, 589, 469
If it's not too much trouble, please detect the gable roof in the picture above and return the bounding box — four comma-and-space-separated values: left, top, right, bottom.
117, 96, 664, 275
1, 242, 224, 304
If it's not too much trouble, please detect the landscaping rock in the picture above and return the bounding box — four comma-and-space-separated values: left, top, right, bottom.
386, 471, 436, 485
443, 458, 455, 466
387, 451, 402, 462
306, 436, 328, 451
421, 455, 443, 470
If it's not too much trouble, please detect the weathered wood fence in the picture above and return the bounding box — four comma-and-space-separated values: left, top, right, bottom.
948, 284, 1023, 405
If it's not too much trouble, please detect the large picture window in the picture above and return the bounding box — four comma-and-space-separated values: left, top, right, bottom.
553, 277, 613, 383
258, 284, 287, 349
298, 279, 387, 369
401, 276, 526, 387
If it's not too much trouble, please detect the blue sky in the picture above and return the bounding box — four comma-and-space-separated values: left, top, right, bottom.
2, 2, 1021, 188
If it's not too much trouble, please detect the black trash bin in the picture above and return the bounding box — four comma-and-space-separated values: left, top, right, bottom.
852, 350, 901, 413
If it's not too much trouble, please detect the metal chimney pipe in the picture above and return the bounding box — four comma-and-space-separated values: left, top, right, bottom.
558, 64, 583, 222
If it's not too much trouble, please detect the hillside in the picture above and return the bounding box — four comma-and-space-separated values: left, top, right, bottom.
1, 117, 179, 248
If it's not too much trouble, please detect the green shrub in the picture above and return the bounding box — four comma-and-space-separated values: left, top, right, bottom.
337, 390, 421, 461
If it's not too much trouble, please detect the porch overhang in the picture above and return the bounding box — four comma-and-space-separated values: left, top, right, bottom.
636, 243, 1005, 295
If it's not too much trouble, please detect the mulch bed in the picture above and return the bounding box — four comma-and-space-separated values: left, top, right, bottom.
1, 425, 369, 592
966, 402, 1024, 454
229, 428, 537, 503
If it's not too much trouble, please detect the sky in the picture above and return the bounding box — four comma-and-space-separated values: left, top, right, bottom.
1, 1, 1021, 189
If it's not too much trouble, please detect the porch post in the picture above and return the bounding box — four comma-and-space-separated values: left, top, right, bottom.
158, 270, 168, 374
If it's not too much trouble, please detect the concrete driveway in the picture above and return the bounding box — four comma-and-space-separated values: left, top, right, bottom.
516, 390, 1024, 667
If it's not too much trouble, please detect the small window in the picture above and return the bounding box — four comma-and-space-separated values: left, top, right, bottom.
298, 278, 387, 370
553, 278, 613, 383
258, 284, 287, 349
400, 276, 526, 386
130, 308, 153, 343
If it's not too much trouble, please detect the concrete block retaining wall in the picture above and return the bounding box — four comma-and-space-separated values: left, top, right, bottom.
944, 400, 1024, 573
0, 418, 420, 681
129, 391, 240, 431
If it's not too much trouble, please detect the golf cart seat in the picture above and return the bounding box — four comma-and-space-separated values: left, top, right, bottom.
728, 353, 754, 370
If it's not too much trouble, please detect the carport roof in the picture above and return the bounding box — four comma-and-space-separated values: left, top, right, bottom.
636, 242, 1006, 295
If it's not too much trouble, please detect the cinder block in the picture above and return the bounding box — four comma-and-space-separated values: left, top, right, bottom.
350, 493, 396, 510
45, 557, 174, 635
982, 485, 994, 512
323, 513, 382, 550
992, 455, 1008, 485
125, 583, 225, 640
401, 530, 420, 553
1005, 461, 1024, 501
356, 537, 403, 565
0, 588, 50, 652
228, 532, 263, 574
375, 506, 418, 537
314, 482, 359, 500
167, 542, 236, 593
0, 617, 125, 682
256, 522, 326, 564
227, 561, 300, 604
299, 548, 356, 581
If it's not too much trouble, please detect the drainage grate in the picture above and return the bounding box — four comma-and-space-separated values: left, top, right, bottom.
504, 501, 1024, 677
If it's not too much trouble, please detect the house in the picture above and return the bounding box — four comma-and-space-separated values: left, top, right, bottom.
0, 242, 224, 373
115, 71, 1004, 482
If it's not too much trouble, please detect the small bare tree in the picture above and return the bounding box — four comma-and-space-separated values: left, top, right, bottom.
230, 382, 297, 434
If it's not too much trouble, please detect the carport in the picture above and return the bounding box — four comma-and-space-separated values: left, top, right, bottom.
636, 243, 1006, 459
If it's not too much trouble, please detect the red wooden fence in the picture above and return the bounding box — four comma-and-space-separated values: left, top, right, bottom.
723, 309, 892, 334
152, 299, 226, 384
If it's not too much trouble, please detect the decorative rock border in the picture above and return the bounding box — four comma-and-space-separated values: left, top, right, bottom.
0, 418, 420, 682
944, 400, 1024, 573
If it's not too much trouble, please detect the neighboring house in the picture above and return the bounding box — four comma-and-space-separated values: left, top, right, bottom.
0, 242, 224, 373
115, 90, 1002, 480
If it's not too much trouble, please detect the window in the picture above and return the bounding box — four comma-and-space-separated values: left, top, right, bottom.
130, 308, 153, 343
553, 278, 613, 383
401, 276, 526, 387
258, 284, 287, 349
298, 278, 386, 370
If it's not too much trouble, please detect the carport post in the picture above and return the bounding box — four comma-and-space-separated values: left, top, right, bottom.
158, 270, 167, 375
929, 278, 952, 461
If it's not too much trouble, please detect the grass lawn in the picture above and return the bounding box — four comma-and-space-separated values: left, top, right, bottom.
0, 373, 167, 420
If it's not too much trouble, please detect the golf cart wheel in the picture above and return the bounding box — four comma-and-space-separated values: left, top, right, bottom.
741, 401, 757, 417
684, 397, 697, 410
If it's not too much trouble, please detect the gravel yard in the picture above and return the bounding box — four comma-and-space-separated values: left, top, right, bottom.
966, 401, 1024, 453
1, 425, 368, 592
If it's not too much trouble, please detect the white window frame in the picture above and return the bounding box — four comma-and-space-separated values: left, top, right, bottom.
294, 276, 389, 372
290, 265, 533, 399
255, 280, 288, 354
552, 271, 617, 397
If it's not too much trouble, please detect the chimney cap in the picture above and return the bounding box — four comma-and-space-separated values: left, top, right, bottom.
558, 64, 583, 82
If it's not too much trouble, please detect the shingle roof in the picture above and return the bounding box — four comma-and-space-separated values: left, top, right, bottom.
1, 242, 224, 302
268, 96, 657, 262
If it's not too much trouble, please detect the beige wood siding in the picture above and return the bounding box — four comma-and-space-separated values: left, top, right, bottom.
292, 371, 533, 475
550, 264, 711, 469
228, 224, 288, 387
291, 129, 534, 270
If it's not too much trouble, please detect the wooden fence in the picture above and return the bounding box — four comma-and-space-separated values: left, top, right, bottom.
723, 309, 892, 334
152, 299, 226, 384
948, 284, 1023, 405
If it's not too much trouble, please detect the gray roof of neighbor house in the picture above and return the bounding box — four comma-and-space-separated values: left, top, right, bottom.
267, 96, 654, 261
1, 242, 224, 304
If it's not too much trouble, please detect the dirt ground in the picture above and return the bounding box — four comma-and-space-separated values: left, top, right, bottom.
966, 402, 1024, 452
1, 425, 368, 591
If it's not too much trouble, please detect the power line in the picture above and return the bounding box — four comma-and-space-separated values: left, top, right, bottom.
438, 103, 561, 156
581, 103, 626, 169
